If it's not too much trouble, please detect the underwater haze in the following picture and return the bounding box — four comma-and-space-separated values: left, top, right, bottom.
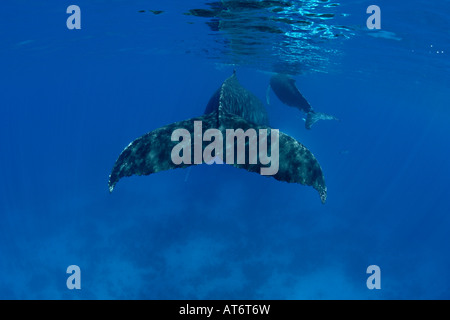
1, 0, 449, 299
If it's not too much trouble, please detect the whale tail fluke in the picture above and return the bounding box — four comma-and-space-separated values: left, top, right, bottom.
305, 111, 339, 130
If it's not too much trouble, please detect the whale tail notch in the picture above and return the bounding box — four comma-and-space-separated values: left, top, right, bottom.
305, 111, 339, 130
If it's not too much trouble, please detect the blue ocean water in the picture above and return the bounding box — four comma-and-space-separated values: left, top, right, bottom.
1, 0, 449, 299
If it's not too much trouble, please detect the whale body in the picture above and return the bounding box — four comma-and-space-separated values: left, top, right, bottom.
268, 73, 339, 130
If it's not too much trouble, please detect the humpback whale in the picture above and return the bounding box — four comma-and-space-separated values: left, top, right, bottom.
268, 73, 338, 130
108, 71, 327, 203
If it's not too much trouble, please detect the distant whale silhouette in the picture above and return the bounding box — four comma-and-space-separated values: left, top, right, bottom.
109, 71, 327, 203
268, 73, 338, 129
